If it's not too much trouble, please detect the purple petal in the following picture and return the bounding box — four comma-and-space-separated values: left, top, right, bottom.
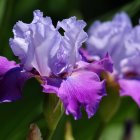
0, 67, 32, 102
119, 79, 140, 107
76, 54, 113, 74
79, 48, 99, 62
0, 56, 18, 76
42, 77, 62, 94
0, 56, 31, 102
43, 70, 106, 119
91, 53, 113, 73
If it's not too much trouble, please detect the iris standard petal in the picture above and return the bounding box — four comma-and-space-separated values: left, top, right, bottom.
56, 17, 88, 73
29, 22, 61, 77
87, 12, 132, 71
10, 10, 61, 76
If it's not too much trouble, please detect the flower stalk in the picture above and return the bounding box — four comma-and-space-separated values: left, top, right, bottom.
43, 94, 64, 140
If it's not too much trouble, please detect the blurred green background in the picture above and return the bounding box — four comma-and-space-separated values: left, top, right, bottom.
0, 0, 140, 139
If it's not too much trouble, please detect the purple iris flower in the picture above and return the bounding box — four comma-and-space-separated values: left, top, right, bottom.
86, 12, 140, 107
119, 25, 140, 107
87, 12, 132, 72
0, 10, 113, 119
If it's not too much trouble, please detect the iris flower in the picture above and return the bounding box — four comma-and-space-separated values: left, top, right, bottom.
86, 12, 140, 107
0, 10, 112, 119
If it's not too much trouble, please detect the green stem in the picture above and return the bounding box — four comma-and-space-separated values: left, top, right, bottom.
46, 129, 54, 140
93, 122, 106, 140
43, 94, 64, 140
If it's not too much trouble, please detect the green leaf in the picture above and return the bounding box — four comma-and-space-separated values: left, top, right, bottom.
0, 79, 44, 140
0, 0, 6, 26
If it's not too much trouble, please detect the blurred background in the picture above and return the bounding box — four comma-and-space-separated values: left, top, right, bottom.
0, 0, 140, 139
